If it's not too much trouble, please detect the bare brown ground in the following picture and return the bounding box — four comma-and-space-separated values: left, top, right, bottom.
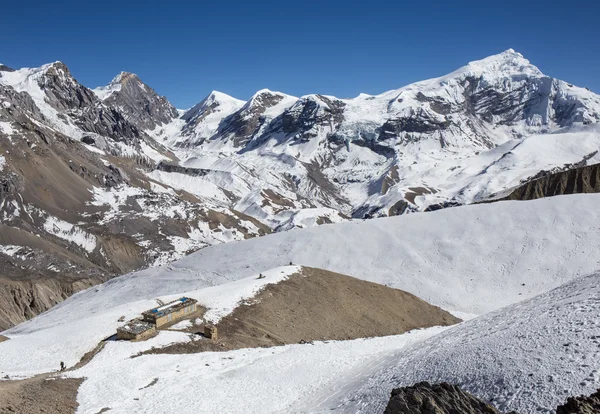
0, 375, 83, 414
0, 335, 8, 343
144, 266, 460, 355
0, 335, 110, 413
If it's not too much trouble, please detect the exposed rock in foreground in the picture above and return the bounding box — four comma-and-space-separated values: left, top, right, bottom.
384, 382, 517, 414
556, 388, 600, 414
384, 382, 600, 413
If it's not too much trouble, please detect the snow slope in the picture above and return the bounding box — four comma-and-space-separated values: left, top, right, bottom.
92, 72, 123, 100
0, 266, 299, 378
0, 62, 84, 138
338, 272, 600, 414
3, 194, 600, 380
65, 326, 447, 414
43, 193, 600, 317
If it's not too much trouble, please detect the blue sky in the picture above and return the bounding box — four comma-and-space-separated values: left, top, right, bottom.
2, 0, 599, 108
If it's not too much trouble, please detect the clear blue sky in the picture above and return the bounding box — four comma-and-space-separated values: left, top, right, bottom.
2, 0, 599, 108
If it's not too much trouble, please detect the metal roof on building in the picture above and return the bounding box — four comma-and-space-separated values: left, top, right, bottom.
143, 297, 197, 319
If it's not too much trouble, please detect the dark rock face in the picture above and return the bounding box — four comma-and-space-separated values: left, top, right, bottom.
384, 382, 516, 414
101, 72, 178, 131
280, 95, 345, 140
33, 63, 142, 142
40, 62, 97, 111
499, 162, 600, 202
424, 201, 462, 212
464, 76, 553, 126
219, 91, 287, 147
556, 388, 600, 414
379, 115, 451, 138
388, 199, 409, 216
156, 161, 210, 177
0, 84, 45, 121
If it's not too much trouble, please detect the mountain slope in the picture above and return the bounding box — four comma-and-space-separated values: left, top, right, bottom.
3, 193, 600, 379
340, 272, 600, 413
93, 71, 179, 131
146, 266, 459, 353
495, 160, 600, 201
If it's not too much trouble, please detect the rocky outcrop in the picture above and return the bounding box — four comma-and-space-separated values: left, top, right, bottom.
384, 382, 517, 414
499, 162, 600, 202
100, 72, 178, 131
556, 388, 600, 413
0, 277, 97, 331
280, 94, 345, 140
38, 63, 141, 143
219, 90, 292, 147
156, 161, 211, 177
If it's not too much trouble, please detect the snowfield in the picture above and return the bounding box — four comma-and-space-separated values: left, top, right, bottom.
43, 215, 97, 253
65, 327, 447, 414
337, 272, 600, 414
50, 192, 600, 319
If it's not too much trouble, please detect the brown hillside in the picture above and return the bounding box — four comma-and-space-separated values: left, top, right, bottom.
148, 266, 460, 354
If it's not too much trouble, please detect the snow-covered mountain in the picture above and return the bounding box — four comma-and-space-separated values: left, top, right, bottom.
1, 49, 600, 330
148, 49, 600, 221
0, 62, 268, 329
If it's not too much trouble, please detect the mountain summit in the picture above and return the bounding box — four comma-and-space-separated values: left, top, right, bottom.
93, 71, 178, 130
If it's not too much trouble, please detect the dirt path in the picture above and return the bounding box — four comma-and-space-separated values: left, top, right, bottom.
145, 266, 460, 355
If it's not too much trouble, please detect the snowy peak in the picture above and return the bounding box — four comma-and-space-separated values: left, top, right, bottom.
206, 90, 244, 106
464, 48, 543, 77
182, 90, 244, 123
240, 89, 297, 114
0, 60, 142, 142
212, 89, 298, 147
92, 72, 125, 100
177, 91, 246, 146
95, 71, 178, 130
0, 61, 74, 89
